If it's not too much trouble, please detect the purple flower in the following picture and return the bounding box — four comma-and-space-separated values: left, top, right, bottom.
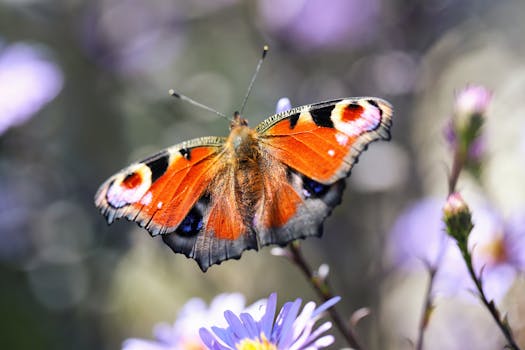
122, 293, 260, 350
467, 206, 525, 301
199, 293, 339, 350
388, 197, 525, 301
275, 97, 291, 114
386, 199, 467, 296
0, 43, 63, 135
387, 198, 452, 269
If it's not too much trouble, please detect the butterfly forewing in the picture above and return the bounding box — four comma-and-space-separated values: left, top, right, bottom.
95, 136, 225, 235
256, 98, 393, 184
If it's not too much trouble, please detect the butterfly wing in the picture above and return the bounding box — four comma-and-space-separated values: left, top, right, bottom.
95, 98, 392, 271
253, 98, 393, 245
95, 136, 258, 271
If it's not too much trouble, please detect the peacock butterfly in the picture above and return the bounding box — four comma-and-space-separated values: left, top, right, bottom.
95, 61, 393, 272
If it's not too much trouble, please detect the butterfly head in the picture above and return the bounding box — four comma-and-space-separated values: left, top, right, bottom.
230, 111, 249, 129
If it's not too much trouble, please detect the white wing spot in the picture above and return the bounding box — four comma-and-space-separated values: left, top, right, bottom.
328, 149, 335, 157
157, 201, 163, 209
336, 133, 349, 146
140, 191, 153, 205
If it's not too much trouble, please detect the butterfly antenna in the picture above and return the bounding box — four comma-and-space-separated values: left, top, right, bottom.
239, 45, 269, 116
168, 89, 228, 120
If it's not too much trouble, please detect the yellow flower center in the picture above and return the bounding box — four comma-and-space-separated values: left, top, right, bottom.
235, 336, 277, 350
180, 337, 207, 350
479, 233, 508, 265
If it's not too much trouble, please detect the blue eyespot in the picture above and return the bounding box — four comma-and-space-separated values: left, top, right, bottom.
176, 207, 203, 236
303, 178, 329, 198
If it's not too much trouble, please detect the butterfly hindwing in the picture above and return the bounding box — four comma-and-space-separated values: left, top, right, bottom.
253, 159, 346, 247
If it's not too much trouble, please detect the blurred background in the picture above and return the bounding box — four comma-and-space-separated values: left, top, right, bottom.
1, 0, 525, 349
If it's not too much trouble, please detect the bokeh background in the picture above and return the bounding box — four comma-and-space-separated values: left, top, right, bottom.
1, 0, 525, 349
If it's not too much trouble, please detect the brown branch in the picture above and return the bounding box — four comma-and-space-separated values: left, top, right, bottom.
415, 265, 437, 350
287, 241, 363, 350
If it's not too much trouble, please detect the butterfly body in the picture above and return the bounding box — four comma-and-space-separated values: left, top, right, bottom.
95, 98, 393, 271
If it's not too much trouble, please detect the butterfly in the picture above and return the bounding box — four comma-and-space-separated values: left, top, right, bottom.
95, 97, 393, 271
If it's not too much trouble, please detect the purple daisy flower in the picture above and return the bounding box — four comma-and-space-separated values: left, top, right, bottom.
199, 293, 339, 350
122, 293, 262, 350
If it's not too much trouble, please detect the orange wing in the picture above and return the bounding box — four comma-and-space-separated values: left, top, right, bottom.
95, 137, 223, 233
252, 98, 393, 246
256, 98, 393, 184
95, 136, 258, 271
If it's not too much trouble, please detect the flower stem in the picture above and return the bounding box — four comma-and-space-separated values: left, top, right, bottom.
288, 241, 363, 350
447, 143, 521, 349
457, 242, 522, 350
415, 266, 437, 350
416, 144, 464, 349
448, 147, 466, 195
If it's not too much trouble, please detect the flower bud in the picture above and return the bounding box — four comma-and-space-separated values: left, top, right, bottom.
443, 192, 473, 244
453, 85, 491, 147
275, 97, 292, 113
455, 85, 492, 117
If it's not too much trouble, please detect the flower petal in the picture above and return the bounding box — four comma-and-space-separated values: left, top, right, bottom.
312, 296, 340, 318
224, 310, 250, 340
211, 326, 237, 348
259, 292, 277, 338
239, 312, 259, 339
276, 299, 302, 349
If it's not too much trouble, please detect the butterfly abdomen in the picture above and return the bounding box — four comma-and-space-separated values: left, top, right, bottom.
223, 124, 265, 224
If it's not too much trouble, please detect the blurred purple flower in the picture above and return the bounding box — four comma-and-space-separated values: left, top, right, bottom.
257, 0, 380, 50
122, 293, 262, 350
82, 0, 238, 76
385, 198, 467, 295
388, 198, 525, 301
502, 212, 525, 270
387, 198, 452, 269
82, 0, 184, 75
275, 97, 291, 113
200, 293, 339, 350
467, 206, 525, 301
0, 43, 63, 135
454, 85, 492, 117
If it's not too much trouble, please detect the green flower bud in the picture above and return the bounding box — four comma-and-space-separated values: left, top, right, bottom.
443, 192, 473, 244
